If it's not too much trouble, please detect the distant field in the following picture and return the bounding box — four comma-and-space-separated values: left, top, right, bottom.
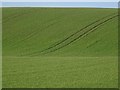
2, 8, 118, 88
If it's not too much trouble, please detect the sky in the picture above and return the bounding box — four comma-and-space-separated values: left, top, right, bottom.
1, 0, 119, 2
1, 0, 120, 8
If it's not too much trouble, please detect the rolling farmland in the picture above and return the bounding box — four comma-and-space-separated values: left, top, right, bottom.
2, 8, 118, 88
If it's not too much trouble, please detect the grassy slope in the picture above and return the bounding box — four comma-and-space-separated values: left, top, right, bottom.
2, 8, 118, 88
3, 57, 118, 88
3, 8, 118, 57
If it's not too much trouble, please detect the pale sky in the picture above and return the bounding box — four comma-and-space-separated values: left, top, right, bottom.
1, 0, 120, 2
1, 0, 119, 8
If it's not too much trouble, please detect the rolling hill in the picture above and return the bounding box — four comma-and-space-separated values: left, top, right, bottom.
2, 8, 118, 88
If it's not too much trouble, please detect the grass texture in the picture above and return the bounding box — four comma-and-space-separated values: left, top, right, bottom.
2, 8, 118, 88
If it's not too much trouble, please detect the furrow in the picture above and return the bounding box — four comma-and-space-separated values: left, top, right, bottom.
24, 13, 117, 56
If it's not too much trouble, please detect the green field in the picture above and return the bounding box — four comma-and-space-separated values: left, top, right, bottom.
2, 8, 118, 88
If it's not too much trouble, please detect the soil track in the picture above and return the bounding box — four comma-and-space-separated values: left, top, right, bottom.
44, 15, 118, 54
25, 13, 118, 56
6, 12, 83, 49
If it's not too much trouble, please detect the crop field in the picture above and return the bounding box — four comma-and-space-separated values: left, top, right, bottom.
2, 8, 118, 88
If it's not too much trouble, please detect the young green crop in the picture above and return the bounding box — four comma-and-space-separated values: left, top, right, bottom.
2, 8, 118, 88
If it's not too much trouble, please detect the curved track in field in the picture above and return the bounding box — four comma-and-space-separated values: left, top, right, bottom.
24, 13, 118, 56
44, 15, 118, 54
6, 12, 83, 49
39, 13, 117, 53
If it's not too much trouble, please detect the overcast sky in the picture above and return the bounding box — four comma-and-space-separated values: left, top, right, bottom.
1, 0, 120, 8
1, 0, 119, 2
